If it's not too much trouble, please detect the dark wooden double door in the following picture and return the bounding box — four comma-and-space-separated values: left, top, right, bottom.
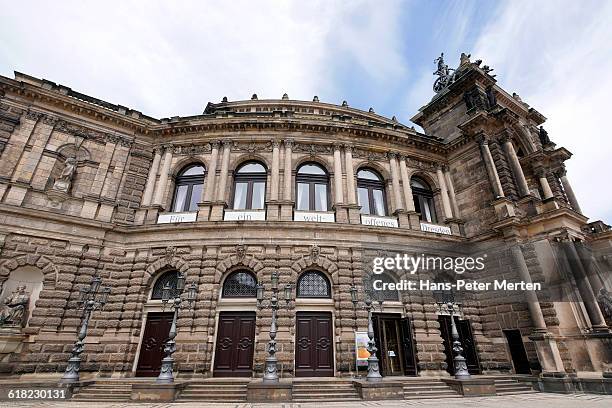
295, 312, 334, 377
214, 312, 256, 377
438, 315, 481, 375
372, 314, 418, 376
136, 312, 173, 377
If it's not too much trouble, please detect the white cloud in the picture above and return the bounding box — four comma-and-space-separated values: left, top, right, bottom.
0, 0, 406, 117
472, 0, 612, 223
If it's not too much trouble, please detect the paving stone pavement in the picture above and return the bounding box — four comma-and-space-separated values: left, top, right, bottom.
3, 394, 612, 408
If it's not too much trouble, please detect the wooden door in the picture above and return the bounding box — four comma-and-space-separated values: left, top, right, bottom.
400, 318, 418, 375
373, 314, 418, 376
438, 315, 481, 375
504, 329, 531, 374
213, 312, 256, 377
135, 312, 173, 377
295, 312, 334, 377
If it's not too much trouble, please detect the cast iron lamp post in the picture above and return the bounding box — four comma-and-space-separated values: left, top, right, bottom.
433, 289, 471, 379
256, 270, 293, 383
350, 283, 384, 382
60, 275, 111, 384
156, 272, 197, 383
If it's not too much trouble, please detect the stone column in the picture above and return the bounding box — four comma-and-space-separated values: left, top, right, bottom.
344, 145, 361, 224
152, 145, 173, 207
537, 169, 554, 200
216, 140, 231, 202
333, 143, 347, 223
141, 148, 162, 206
197, 140, 219, 221
501, 133, 530, 196
344, 145, 356, 205
202, 141, 219, 203
560, 237, 608, 331
270, 140, 280, 201
268, 140, 281, 220
399, 155, 420, 230
558, 169, 582, 214
388, 153, 403, 211
436, 166, 453, 220
511, 245, 548, 333
280, 139, 294, 221
210, 139, 231, 221
477, 135, 505, 198
443, 167, 460, 218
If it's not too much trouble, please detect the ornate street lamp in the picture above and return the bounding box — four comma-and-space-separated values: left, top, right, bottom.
256, 270, 292, 383
432, 289, 471, 379
157, 273, 197, 383
60, 275, 111, 384
350, 282, 384, 382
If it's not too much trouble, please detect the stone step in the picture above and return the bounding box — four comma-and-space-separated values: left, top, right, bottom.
497, 390, 539, 396
403, 385, 457, 391
292, 391, 359, 397
293, 398, 362, 402
182, 385, 247, 390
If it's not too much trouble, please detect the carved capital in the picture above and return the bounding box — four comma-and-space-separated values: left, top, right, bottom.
272, 139, 281, 149
388, 151, 398, 160
475, 132, 489, 145
42, 115, 58, 126
283, 138, 294, 148
333, 142, 343, 151
343, 144, 353, 154
25, 110, 43, 121
210, 140, 220, 150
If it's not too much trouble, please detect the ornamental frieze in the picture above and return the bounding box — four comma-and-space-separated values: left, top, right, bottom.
293, 142, 333, 155
55, 120, 133, 147
173, 143, 212, 156
352, 148, 387, 162
404, 157, 437, 171
231, 140, 273, 153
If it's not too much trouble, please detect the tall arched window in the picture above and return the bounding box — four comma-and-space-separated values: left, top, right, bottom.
233, 161, 267, 210
411, 177, 437, 223
297, 271, 331, 298
172, 164, 205, 212
357, 168, 387, 216
296, 163, 329, 211
151, 270, 178, 299
222, 270, 257, 298
364, 273, 400, 302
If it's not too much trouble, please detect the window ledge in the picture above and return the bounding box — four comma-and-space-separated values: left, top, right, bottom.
223, 209, 266, 221
294, 210, 335, 223
419, 222, 452, 235
360, 214, 399, 228
157, 211, 197, 224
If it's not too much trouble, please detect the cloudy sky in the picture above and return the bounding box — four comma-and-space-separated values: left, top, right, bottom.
1, 0, 610, 222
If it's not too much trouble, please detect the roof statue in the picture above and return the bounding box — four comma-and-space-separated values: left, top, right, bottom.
433, 53, 456, 93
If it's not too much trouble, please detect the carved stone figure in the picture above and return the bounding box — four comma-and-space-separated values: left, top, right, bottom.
538, 126, 552, 146
0, 285, 30, 327
52, 156, 77, 192
486, 86, 497, 108
433, 53, 456, 93
459, 52, 471, 66
597, 288, 612, 320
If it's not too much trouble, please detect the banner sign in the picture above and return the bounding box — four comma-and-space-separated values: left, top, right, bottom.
294, 211, 335, 223
223, 210, 266, 221
420, 222, 452, 235
157, 211, 197, 224
361, 215, 399, 228
355, 331, 370, 367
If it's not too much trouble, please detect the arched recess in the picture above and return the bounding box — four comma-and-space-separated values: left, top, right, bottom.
290, 253, 339, 285
143, 255, 189, 289
0, 254, 59, 327
215, 250, 265, 285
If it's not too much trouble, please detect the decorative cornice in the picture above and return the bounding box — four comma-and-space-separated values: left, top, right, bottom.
293, 142, 333, 156
55, 119, 133, 147
231, 140, 272, 153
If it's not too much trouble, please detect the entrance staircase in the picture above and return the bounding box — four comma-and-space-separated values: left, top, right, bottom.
292, 379, 361, 402
71, 380, 133, 402
402, 378, 461, 399
491, 377, 538, 395
176, 379, 249, 402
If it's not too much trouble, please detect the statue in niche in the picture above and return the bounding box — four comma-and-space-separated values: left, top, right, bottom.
52, 156, 77, 193
0, 285, 30, 327
486, 86, 497, 108
538, 126, 552, 146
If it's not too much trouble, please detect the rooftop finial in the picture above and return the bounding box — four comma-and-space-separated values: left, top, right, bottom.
222, 96, 228, 102
313, 96, 319, 102
368, 107, 374, 113
342, 100, 348, 107
251, 94, 258, 100
392, 115, 398, 122
282, 93, 289, 100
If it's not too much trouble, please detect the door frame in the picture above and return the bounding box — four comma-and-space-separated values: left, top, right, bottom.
294, 299, 336, 376
211, 300, 258, 377
213, 310, 257, 377
133, 310, 174, 377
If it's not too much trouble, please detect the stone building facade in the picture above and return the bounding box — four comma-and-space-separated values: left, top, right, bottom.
0, 54, 610, 381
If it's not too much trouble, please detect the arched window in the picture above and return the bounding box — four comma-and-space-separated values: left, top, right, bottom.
296, 163, 329, 211
372, 273, 400, 302
357, 168, 387, 216
172, 164, 205, 212
297, 271, 331, 298
222, 270, 257, 298
233, 161, 267, 210
411, 177, 437, 223
151, 271, 178, 300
